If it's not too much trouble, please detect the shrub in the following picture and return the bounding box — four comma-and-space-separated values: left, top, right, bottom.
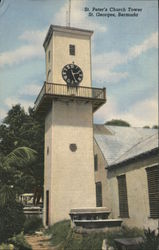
8, 233, 32, 250
140, 228, 159, 250
0, 200, 25, 243
44, 221, 145, 250
45, 220, 71, 246
0, 243, 14, 250
24, 216, 42, 234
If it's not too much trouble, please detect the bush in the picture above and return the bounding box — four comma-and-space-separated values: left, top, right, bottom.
140, 228, 159, 250
8, 233, 32, 250
0, 243, 14, 250
44, 221, 145, 250
24, 216, 42, 234
45, 220, 71, 246
0, 200, 25, 243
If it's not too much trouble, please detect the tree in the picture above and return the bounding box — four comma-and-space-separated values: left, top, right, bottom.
0, 147, 37, 198
0, 147, 37, 243
105, 119, 131, 127
0, 104, 44, 202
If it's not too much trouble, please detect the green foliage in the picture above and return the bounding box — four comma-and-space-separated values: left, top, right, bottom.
45, 220, 71, 246
0, 147, 37, 207
3, 147, 37, 169
0, 243, 14, 250
45, 221, 144, 250
24, 216, 43, 234
105, 119, 131, 127
104, 225, 144, 248
0, 199, 25, 243
140, 228, 159, 250
0, 243, 15, 250
0, 185, 15, 207
63, 231, 105, 250
0, 104, 44, 200
8, 233, 32, 250
0, 146, 37, 243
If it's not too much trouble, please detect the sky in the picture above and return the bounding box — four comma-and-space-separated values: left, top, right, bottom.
0, 0, 158, 127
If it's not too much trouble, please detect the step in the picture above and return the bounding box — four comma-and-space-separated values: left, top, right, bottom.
73, 219, 123, 229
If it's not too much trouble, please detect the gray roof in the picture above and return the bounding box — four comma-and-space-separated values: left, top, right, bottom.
94, 125, 158, 167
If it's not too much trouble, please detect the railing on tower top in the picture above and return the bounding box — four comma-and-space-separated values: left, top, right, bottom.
34, 82, 106, 111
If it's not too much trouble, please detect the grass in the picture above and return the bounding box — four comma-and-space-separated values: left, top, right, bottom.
45, 220, 71, 246
45, 221, 144, 250
24, 216, 43, 234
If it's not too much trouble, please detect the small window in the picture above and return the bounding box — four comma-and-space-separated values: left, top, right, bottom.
47, 69, 51, 80
47, 146, 49, 155
117, 175, 129, 218
96, 182, 102, 207
48, 50, 51, 62
69, 44, 75, 55
146, 165, 159, 219
94, 154, 98, 171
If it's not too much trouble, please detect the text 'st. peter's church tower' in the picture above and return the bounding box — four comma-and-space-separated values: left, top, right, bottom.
34, 25, 106, 226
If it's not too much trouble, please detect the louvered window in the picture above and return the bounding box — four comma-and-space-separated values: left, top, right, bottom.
146, 165, 159, 219
117, 175, 129, 218
94, 154, 98, 171
69, 44, 75, 55
96, 182, 102, 207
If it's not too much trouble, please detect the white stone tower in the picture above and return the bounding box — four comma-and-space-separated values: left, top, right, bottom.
34, 25, 106, 226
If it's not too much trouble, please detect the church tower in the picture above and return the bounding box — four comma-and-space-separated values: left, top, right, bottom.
34, 25, 106, 226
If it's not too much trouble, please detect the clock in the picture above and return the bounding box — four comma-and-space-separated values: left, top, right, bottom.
62, 64, 83, 86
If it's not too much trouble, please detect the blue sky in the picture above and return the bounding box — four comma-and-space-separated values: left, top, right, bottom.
0, 0, 158, 127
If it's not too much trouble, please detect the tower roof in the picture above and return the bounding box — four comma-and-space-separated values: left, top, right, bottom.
43, 25, 94, 50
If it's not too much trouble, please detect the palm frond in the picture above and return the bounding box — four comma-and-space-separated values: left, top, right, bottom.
3, 147, 37, 168
0, 185, 15, 207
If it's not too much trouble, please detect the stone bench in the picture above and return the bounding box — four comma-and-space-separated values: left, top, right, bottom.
73, 219, 123, 229
69, 207, 110, 221
69, 207, 123, 232
114, 237, 143, 250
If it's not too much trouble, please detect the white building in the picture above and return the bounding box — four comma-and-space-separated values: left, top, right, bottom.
34, 25, 159, 230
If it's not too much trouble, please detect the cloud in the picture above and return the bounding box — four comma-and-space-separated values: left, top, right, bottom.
128, 32, 158, 60
94, 95, 158, 127
19, 30, 46, 44
0, 108, 7, 122
0, 1, 108, 69
93, 32, 158, 83
0, 29, 46, 68
18, 83, 42, 96
53, 0, 107, 33
4, 97, 34, 111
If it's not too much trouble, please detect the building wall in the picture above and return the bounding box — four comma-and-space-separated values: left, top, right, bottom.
45, 36, 53, 82
45, 31, 92, 87
53, 31, 92, 87
44, 100, 96, 225
107, 155, 159, 230
43, 108, 53, 226
94, 139, 111, 210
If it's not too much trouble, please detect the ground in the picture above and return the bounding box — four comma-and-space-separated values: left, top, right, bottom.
25, 234, 57, 250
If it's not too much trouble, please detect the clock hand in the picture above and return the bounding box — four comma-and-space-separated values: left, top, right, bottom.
70, 69, 76, 81
73, 70, 81, 75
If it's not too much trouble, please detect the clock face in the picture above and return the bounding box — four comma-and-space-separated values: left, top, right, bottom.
62, 64, 83, 86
